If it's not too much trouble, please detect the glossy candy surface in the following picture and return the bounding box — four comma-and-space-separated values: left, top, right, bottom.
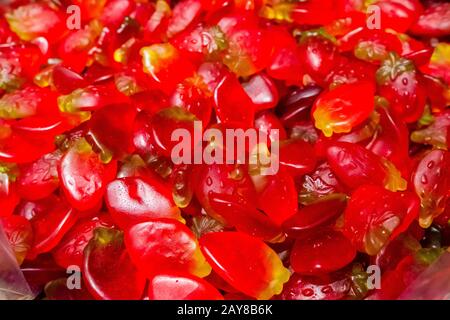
0, 0, 449, 301
200, 232, 290, 300
83, 227, 146, 300
148, 273, 224, 300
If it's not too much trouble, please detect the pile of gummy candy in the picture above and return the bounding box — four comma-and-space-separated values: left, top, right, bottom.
0, 0, 449, 300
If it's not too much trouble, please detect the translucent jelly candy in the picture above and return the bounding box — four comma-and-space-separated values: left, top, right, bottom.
0, 0, 449, 301
125, 219, 211, 278
200, 232, 290, 300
